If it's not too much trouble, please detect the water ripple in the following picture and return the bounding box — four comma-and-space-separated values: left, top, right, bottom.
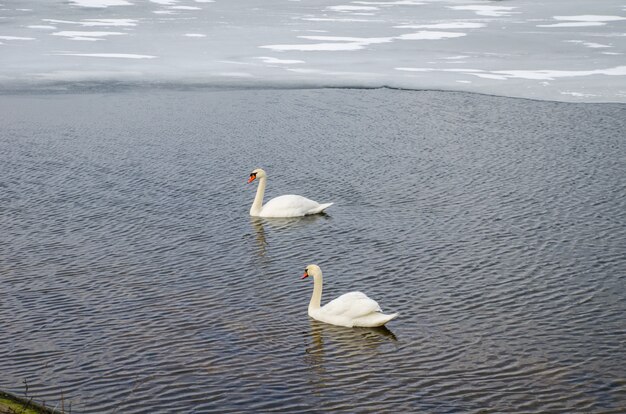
0, 89, 625, 413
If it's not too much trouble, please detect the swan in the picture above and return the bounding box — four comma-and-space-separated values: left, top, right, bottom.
247, 168, 333, 218
301, 264, 398, 328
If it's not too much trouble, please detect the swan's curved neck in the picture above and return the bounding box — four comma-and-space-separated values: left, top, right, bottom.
250, 177, 266, 216
309, 273, 323, 311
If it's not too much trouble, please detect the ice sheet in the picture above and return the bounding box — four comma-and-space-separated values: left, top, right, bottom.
0, 0, 624, 102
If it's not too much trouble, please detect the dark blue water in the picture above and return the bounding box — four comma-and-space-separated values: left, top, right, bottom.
1, 88, 625, 413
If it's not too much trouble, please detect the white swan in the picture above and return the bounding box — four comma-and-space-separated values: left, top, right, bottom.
301, 264, 398, 328
247, 168, 333, 218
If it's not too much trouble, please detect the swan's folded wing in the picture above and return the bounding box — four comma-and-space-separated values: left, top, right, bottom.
322, 291, 382, 319
262, 195, 320, 217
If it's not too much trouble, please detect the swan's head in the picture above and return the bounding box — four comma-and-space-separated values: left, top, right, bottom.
247, 168, 266, 184
301, 264, 322, 280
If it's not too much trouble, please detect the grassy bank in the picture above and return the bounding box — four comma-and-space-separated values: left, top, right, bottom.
0, 391, 63, 414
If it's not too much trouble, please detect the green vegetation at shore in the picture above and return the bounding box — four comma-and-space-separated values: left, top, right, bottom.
0, 391, 63, 414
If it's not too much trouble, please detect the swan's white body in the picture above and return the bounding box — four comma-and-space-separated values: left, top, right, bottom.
248, 169, 333, 218
303, 265, 398, 328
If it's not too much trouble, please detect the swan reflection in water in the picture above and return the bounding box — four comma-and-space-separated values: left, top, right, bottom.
304, 319, 398, 394
249, 214, 332, 258
250, 217, 269, 257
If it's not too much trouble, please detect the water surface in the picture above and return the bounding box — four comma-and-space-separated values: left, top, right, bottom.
1, 88, 625, 412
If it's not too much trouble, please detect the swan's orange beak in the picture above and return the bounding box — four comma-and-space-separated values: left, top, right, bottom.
247, 175, 256, 184
301, 271, 309, 280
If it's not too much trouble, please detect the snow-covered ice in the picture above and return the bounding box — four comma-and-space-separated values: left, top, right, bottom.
0, 0, 624, 102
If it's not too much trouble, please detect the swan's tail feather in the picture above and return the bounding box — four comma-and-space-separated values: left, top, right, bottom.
381, 312, 399, 325
353, 312, 398, 328
310, 202, 333, 215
